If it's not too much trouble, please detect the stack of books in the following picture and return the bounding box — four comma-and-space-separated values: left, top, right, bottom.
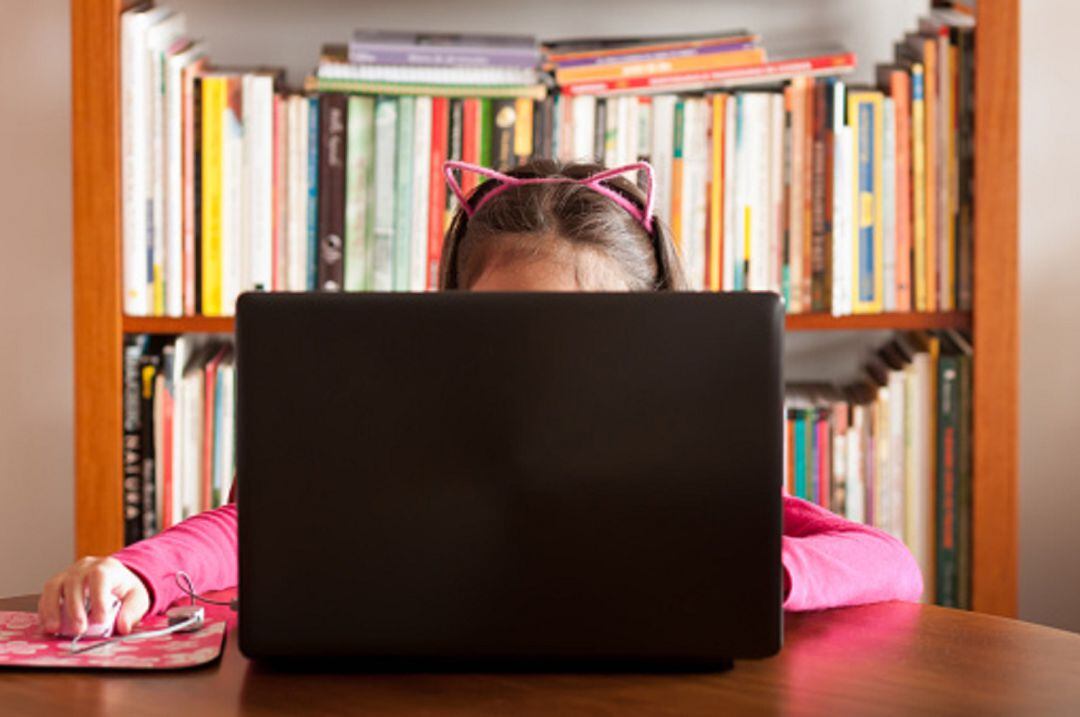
784, 329, 973, 608
119, 5, 975, 318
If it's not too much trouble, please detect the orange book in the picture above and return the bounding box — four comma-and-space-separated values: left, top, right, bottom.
707, 93, 726, 291
670, 99, 685, 250
802, 78, 815, 313
884, 68, 913, 311
922, 37, 939, 311
555, 48, 765, 85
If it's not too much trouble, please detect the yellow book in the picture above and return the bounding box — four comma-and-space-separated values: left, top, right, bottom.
201, 76, 224, 316
848, 91, 884, 314
910, 63, 928, 312
708, 94, 726, 291
513, 97, 533, 159
670, 99, 685, 251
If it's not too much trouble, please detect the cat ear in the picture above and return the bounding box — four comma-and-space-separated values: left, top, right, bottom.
442, 161, 516, 217
583, 162, 655, 231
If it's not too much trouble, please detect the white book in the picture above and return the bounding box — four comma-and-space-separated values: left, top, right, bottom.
622, 96, 639, 168
219, 82, 244, 315
372, 98, 398, 292
180, 361, 204, 520
571, 95, 596, 162
317, 61, 537, 87
217, 359, 236, 508
603, 98, 617, 166
888, 368, 907, 541
832, 125, 853, 317
635, 97, 651, 162
286, 97, 308, 291
682, 99, 708, 290
121, 6, 172, 316
164, 41, 205, 317
846, 403, 866, 524
882, 97, 897, 312
411, 96, 433, 292
649, 95, 675, 229
170, 334, 200, 527
908, 351, 934, 600
874, 390, 890, 532
146, 14, 186, 317
744, 93, 771, 292
244, 74, 275, 294
732, 95, 747, 291
721, 95, 737, 292
769, 94, 785, 295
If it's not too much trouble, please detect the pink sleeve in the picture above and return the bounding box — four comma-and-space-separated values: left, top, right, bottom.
781, 495, 923, 612
112, 504, 238, 615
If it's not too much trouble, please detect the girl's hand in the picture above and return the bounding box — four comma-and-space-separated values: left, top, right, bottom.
37, 556, 150, 636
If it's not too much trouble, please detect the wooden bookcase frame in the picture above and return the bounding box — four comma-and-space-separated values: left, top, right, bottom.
70, 0, 1020, 616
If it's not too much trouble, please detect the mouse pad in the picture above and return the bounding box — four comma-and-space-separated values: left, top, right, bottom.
0, 611, 227, 670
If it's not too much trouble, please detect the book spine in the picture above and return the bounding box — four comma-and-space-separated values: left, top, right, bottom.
722, 94, 737, 291
571, 95, 595, 161
347, 43, 540, 69
490, 99, 517, 171
121, 14, 147, 316
394, 96, 416, 291
372, 97, 398, 291
445, 98, 463, 233
220, 77, 243, 315
192, 77, 203, 315
940, 34, 956, 311
548, 34, 759, 64
936, 351, 960, 607
561, 51, 858, 96
849, 92, 884, 314
810, 81, 829, 312
554, 39, 760, 69
794, 409, 807, 500
306, 96, 320, 290
923, 39, 939, 311
744, 94, 768, 292
670, 99, 685, 253
248, 77, 274, 294
955, 28, 975, 311
411, 96, 433, 292
892, 70, 913, 311
271, 94, 284, 292
513, 97, 534, 164
788, 81, 805, 310
770, 94, 786, 294
910, 64, 928, 311
460, 98, 479, 194
650, 95, 675, 237
427, 97, 449, 289
882, 97, 897, 312
344, 95, 375, 291
956, 346, 973, 609
807, 408, 818, 504
707, 93, 725, 291
555, 47, 765, 86
595, 97, 609, 164
200, 76, 224, 316
138, 354, 159, 539
317, 93, 346, 291
478, 98, 493, 167
122, 339, 145, 545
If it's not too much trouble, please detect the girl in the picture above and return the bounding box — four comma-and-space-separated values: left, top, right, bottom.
39, 159, 922, 637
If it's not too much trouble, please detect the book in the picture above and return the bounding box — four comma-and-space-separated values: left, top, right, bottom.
316, 93, 347, 291
410, 96, 433, 292
554, 47, 765, 86
935, 347, 960, 607
848, 90, 884, 314
306, 77, 548, 100
343, 95, 375, 291
427, 96, 449, 289
199, 75, 225, 316
372, 97, 397, 291
122, 338, 146, 545
393, 96, 416, 291
349, 30, 539, 68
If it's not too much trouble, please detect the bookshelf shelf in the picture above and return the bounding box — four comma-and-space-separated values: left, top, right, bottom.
122, 311, 973, 335
72, 0, 1019, 618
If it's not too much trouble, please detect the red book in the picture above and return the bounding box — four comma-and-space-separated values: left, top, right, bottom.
890, 69, 913, 311
427, 97, 449, 289
817, 414, 831, 508
461, 98, 479, 194
561, 49, 855, 96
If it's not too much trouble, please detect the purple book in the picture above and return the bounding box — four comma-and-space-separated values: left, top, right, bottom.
553, 40, 760, 69
349, 30, 540, 68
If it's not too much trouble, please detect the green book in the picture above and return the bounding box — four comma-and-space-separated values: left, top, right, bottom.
372, 97, 397, 291
956, 347, 973, 609
393, 96, 415, 292
935, 351, 961, 607
793, 409, 807, 500
344, 95, 374, 292
478, 98, 493, 168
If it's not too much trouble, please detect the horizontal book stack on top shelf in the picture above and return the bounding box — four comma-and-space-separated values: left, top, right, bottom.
120, 5, 973, 328
72, 0, 1018, 616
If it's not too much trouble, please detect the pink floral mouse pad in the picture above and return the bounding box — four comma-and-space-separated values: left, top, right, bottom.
0, 610, 227, 670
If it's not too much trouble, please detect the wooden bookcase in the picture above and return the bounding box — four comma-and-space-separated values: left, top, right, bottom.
70, 0, 1019, 616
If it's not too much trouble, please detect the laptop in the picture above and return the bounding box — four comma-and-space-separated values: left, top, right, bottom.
236, 291, 783, 665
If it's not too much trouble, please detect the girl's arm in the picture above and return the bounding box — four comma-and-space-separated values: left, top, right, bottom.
112, 503, 238, 615
781, 495, 924, 611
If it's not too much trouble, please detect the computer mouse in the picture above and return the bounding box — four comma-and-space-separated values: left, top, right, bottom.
56, 597, 121, 638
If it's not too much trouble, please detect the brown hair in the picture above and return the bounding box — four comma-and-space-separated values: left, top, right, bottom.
438, 159, 687, 291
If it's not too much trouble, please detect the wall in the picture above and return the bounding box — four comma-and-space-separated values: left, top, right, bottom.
1018, 0, 1080, 633
0, 1, 74, 595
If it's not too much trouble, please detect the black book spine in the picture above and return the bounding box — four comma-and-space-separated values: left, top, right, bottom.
810, 81, 830, 313
447, 98, 464, 212
138, 352, 161, 539
122, 338, 144, 545
317, 93, 347, 291
956, 28, 975, 311
193, 77, 203, 315
489, 99, 516, 171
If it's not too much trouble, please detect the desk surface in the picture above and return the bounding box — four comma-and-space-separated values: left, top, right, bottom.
1, 595, 1079, 716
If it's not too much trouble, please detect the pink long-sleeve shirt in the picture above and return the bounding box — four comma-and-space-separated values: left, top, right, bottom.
114, 495, 923, 616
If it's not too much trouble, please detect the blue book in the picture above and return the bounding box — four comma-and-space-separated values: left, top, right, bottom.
793, 409, 807, 499
306, 95, 320, 291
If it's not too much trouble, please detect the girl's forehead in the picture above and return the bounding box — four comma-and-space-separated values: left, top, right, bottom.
467, 244, 632, 293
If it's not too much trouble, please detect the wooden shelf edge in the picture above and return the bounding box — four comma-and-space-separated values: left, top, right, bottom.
123, 311, 972, 335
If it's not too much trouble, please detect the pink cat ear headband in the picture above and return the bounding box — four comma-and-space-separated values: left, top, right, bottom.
442, 160, 656, 234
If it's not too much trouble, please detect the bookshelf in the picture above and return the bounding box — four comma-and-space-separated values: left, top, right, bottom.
70, 0, 1019, 616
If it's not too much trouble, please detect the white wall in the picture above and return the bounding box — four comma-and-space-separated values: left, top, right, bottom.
1018, 0, 1080, 633
0, 0, 74, 596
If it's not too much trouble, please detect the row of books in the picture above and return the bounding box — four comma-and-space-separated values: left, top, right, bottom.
123, 334, 235, 543
121, 5, 973, 317
784, 329, 973, 609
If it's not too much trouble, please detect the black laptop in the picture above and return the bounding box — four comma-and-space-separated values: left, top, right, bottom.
236, 292, 783, 665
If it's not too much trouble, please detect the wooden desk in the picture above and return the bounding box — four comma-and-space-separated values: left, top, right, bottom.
2, 595, 1079, 715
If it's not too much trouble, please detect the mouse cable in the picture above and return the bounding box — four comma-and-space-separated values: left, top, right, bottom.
175, 571, 239, 611
69, 610, 203, 655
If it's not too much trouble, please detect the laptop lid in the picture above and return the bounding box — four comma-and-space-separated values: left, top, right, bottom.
237, 292, 783, 662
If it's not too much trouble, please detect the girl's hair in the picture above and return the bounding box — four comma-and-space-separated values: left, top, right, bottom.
438, 159, 688, 291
